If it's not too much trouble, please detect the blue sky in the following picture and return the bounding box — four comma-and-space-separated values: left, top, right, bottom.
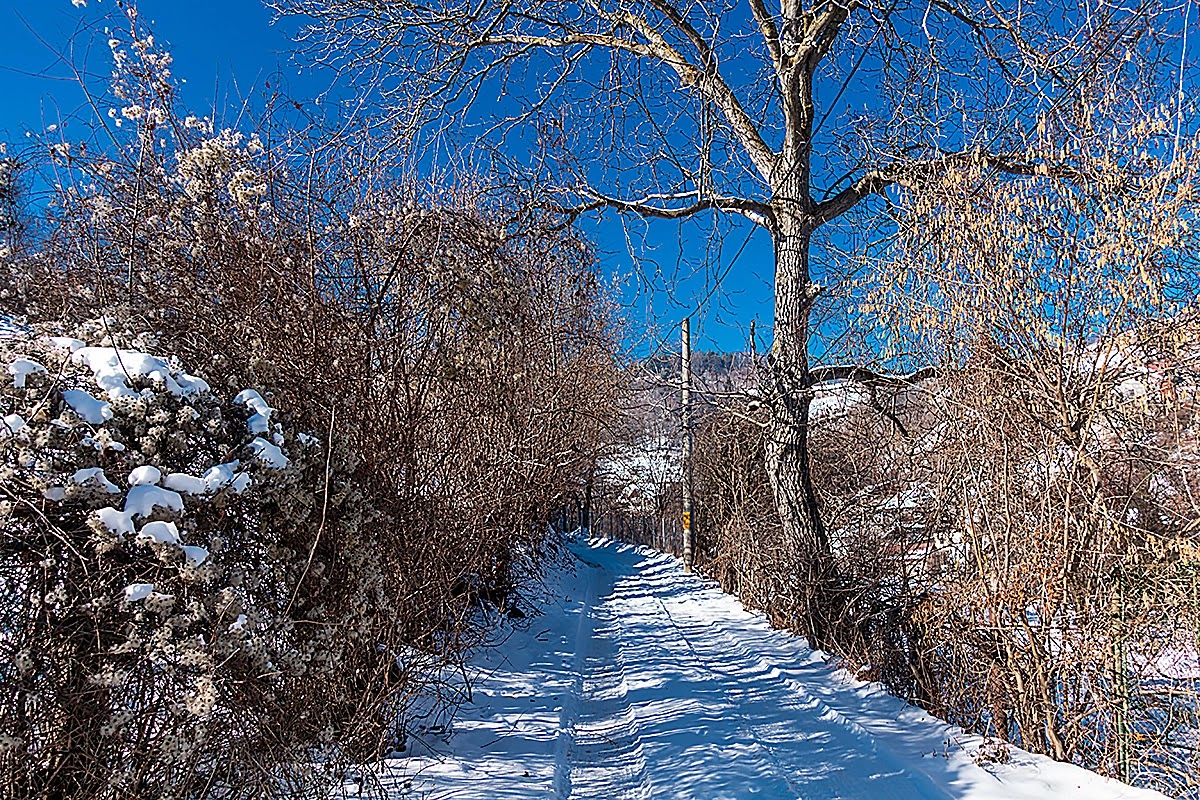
0, 0, 774, 355
0, 2, 282, 130
9, 2, 1187, 360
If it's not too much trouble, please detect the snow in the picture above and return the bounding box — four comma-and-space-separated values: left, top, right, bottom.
61, 389, 113, 424
880, 484, 931, 511
163, 471, 209, 495
809, 380, 871, 422
82, 435, 125, 452
164, 462, 249, 495
1137, 643, 1200, 681
8, 358, 45, 388
124, 485, 184, 518
229, 613, 248, 631
1114, 376, 1148, 402
93, 507, 136, 539
247, 437, 288, 469
46, 336, 85, 352
233, 388, 274, 433
599, 437, 680, 513
70, 347, 210, 401
136, 520, 180, 545
1, 413, 26, 437
124, 583, 155, 602
123, 583, 171, 604
382, 537, 1169, 800
201, 461, 241, 492
71, 467, 121, 494
181, 545, 209, 565
128, 465, 162, 486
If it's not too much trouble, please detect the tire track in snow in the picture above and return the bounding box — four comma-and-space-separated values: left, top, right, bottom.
595, 549, 954, 800
551, 555, 601, 799
656, 586, 956, 800
597, 573, 803, 799
565, 603, 653, 800
397, 537, 1171, 800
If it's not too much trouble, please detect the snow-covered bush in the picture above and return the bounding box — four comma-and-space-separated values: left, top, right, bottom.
0, 317, 398, 799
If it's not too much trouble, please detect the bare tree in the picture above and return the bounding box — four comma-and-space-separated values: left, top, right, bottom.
273, 0, 1182, 642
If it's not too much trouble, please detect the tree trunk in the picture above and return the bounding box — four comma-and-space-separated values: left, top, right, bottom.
764, 206, 836, 645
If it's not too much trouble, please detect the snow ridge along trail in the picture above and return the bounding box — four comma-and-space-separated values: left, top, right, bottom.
387, 538, 1168, 800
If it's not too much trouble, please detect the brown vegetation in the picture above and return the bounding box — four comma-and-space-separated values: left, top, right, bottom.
0, 10, 621, 798
662, 98, 1200, 794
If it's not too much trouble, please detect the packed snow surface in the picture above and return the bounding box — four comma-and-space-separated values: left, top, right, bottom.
385, 537, 1167, 800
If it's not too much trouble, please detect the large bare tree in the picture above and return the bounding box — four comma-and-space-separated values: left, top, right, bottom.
274, 0, 1179, 641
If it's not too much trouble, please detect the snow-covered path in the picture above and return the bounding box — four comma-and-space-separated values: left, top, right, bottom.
384, 538, 1167, 799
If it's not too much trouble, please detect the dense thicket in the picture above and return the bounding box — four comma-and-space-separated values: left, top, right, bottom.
681, 319, 1200, 794
0, 12, 620, 798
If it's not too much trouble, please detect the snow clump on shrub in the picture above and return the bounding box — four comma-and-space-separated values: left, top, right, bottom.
0, 316, 392, 799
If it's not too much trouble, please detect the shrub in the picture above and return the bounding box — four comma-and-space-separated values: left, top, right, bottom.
0, 7, 622, 796
0, 316, 416, 798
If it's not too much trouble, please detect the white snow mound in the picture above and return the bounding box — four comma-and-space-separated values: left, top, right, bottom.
71, 347, 210, 401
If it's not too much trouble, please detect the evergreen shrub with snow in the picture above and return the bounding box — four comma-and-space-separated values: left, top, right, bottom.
0, 317, 399, 799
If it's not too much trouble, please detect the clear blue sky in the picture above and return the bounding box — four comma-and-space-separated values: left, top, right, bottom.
0, 0, 774, 355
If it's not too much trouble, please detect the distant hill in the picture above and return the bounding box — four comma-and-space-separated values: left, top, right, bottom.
642, 350, 755, 381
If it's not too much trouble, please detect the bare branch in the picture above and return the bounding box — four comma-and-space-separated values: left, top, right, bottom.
808, 364, 937, 388
748, 0, 783, 70
563, 188, 772, 227
795, 0, 860, 74
814, 151, 1080, 226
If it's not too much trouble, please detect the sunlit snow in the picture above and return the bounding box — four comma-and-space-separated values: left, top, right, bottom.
380, 537, 1169, 800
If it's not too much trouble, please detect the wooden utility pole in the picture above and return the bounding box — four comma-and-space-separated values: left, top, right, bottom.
681, 317, 694, 571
